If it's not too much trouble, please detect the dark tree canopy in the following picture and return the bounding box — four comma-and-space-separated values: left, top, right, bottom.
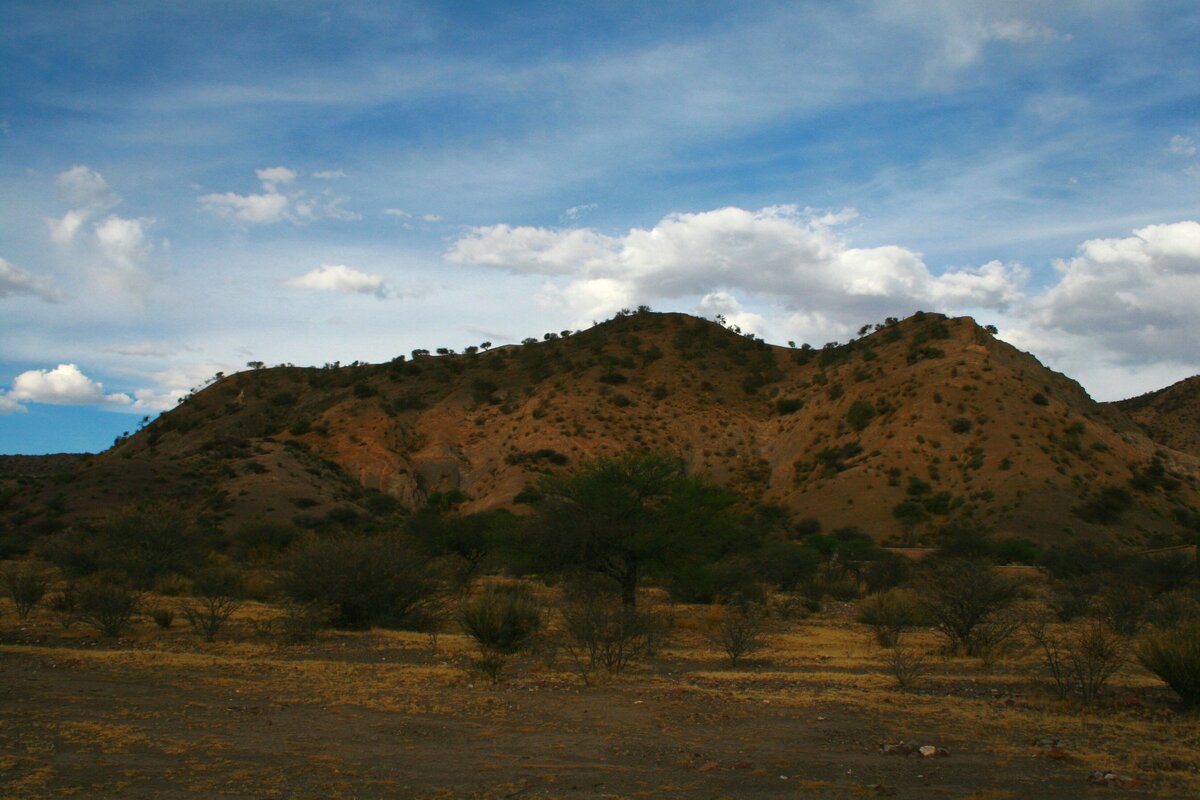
532, 452, 743, 606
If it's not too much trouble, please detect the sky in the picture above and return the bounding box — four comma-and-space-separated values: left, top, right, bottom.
2, 0, 1199, 454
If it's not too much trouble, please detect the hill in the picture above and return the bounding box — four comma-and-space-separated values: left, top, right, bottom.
2, 310, 1199, 553
1112, 375, 1200, 459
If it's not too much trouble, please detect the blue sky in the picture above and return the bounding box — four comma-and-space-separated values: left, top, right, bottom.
2, 1, 1199, 454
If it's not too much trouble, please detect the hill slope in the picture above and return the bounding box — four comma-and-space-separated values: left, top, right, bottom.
3, 311, 1199, 551
1112, 376, 1200, 459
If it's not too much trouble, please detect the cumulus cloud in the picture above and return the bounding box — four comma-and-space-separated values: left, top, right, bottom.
7, 364, 131, 407
0, 257, 62, 302
55, 165, 119, 211
1033, 220, 1200, 365
0, 394, 25, 415
47, 165, 121, 246
285, 264, 388, 298
199, 167, 359, 225
448, 205, 1027, 325
42, 166, 162, 301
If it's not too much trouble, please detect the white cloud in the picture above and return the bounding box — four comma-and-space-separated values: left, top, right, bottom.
199, 189, 291, 224
1169, 135, 1196, 157
8, 364, 131, 407
284, 263, 388, 298
42, 167, 162, 301
1033, 220, 1200, 365
312, 169, 346, 179
0, 257, 62, 302
422, 213, 442, 222
383, 208, 411, 218
255, 166, 297, 190
47, 165, 121, 245
448, 205, 1027, 325
0, 394, 26, 415
55, 165, 119, 211
131, 387, 189, 412
49, 209, 88, 245
200, 167, 358, 225
698, 291, 767, 337
561, 203, 599, 222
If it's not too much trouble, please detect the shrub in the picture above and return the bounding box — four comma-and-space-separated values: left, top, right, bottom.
279, 602, 328, 644
1027, 615, 1125, 702
3, 563, 52, 621
560, 586, 664, 683
885, 636, 929, 690
151, 608, 175, 628
775, 398, 804, 415
858, 588, 926, 647
918, 558, 1020, 656
183, 595, 241, 642
49, 585, 79, 629
1137, 623, 1200, 707
78, 574, 141, 638
460, 584, 542, 682
846, 401, 876, 431
710, 598, 766, 666
281, 535, 442, 630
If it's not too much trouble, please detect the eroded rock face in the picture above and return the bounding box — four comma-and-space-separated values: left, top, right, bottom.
414, 457, 462, 495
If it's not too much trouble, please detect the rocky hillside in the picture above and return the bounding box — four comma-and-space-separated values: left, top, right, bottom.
3, 310, 1199, 550
1112, 376, 1200, 459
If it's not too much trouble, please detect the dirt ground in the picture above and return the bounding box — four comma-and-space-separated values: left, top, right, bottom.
2, 599, 1198, 799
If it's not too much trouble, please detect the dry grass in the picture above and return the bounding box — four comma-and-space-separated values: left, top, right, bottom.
3, 591, 1200, 798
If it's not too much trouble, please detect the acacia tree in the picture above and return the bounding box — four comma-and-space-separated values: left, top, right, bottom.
532, 453, 741, 607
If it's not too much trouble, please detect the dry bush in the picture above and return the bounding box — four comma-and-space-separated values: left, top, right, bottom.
3, 562, 52, 621
1027, 613, 1126, 702
1137, 622, 1200, 707
918, 558, 1020, 657
560, 589, 664, 684
709, 598, 766, 666
77, 574, 141, 638
48, 584, 79, 629
460, 584, 542, 682
858, 588, 926, 647
279, 602, 328, 644
885, 635, 929, 690
183, 595, 240, 642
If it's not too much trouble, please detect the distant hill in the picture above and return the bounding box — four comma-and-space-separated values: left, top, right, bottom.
3, 310, 1199, 550
1112, 375, 1200, 459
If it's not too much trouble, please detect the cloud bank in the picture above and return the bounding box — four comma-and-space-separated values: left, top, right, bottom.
448, 206, 1028, 328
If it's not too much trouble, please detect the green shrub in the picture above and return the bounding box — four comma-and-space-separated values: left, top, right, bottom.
1137, 623, 1200, 707
151, 608, 175, 628
281, 535, 442, 630
846, 400, 875, 431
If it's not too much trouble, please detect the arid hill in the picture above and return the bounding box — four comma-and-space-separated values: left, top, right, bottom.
1112, 375, 1200, 459
3, 310, 1199, 550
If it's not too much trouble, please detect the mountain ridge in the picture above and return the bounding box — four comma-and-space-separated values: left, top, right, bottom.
3, 310, 1198, 552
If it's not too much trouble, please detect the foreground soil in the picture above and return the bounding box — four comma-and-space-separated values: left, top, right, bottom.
2, 600, 1198, 799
